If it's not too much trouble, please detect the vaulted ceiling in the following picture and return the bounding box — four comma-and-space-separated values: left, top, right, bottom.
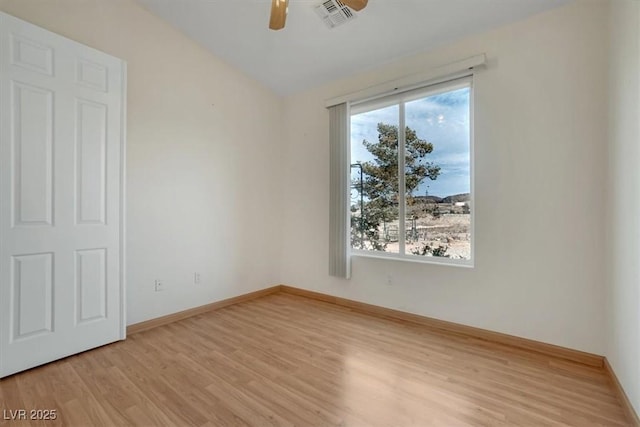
137, 0, 571, 96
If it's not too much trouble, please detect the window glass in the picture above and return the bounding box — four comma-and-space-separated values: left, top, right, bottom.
351, 104, 399, 253
404, 86, 471, 260
350, 79, 472, 263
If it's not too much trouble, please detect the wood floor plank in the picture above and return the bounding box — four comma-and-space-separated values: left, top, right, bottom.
0, 292, 631, 426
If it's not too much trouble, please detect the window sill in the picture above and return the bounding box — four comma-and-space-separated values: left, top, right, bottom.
351, 250, 474, 268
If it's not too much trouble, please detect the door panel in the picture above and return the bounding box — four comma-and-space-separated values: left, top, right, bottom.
75, 248, 107, 324
10, 33, 54, 77
75, 98, 107, 225
11, 81, 54, 227
11, 253, 54, 339
76, 59, 108, 92
0, 11, 126, 378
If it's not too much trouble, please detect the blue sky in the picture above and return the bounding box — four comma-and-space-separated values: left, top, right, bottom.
351, 87, 470, 198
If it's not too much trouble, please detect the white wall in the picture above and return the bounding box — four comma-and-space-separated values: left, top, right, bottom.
0, 0, 285, 325
281, 0, 609, 355
607, 0, 640, 415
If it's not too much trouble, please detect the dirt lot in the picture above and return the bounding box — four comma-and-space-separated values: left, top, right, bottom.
375, 214, 471, 260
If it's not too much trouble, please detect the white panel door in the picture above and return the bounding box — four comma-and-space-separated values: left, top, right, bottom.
0, 12, 126, 378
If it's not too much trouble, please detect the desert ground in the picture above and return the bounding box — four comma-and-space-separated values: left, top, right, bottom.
356, 213, 471, 260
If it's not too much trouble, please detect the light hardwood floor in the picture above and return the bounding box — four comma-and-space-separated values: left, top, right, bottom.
0, 293, 631, 426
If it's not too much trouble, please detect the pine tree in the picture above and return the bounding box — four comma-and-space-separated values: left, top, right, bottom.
351, 123, 440, 250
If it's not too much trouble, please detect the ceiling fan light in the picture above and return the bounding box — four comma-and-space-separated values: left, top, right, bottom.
269, 0, 289, 30
341, 0, 368, 12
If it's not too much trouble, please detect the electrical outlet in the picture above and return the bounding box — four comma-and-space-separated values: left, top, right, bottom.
386, 274, 393, 286
194, 272, 201, 284
154, 279, 166, 292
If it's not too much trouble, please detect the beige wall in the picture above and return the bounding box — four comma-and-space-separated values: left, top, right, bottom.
0, 0, 285, 324
607, 0, 640, 415
280, 0, 609, 354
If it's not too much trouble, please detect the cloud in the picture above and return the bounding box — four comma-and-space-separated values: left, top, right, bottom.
350, 88, 470, 197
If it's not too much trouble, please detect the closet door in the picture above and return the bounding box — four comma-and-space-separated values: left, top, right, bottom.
0, 12, 126, 378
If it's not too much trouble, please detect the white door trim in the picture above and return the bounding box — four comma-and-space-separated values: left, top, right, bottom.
119, 62, 127, 340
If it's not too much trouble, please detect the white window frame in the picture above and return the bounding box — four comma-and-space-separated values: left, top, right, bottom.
327, 55, 485, 277
348, 76, 475, 268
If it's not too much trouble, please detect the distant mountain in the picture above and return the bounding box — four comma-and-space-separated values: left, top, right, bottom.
411, 193, 470, 203
411, 195, 443, 203
441, 193, 470, 204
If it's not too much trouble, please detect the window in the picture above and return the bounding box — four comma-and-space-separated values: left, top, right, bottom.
349, 77, 473, 265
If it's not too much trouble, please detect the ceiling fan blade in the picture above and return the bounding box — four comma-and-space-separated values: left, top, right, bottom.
269, 0, 288, 30
341, 0, 368, 11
